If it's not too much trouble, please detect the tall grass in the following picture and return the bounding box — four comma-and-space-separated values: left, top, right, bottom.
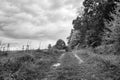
47, 49, 120, 80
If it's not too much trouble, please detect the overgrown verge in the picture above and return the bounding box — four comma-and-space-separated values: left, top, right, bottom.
47, 49, 120, 80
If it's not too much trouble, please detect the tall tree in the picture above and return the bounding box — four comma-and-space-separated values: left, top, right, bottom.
69, 0, 119, 49
110, 7, 120, 54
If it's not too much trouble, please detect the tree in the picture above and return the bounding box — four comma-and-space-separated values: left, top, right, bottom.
22, 45, 25, 51
48, 44, 52, 50
7, 43, 10, 51
55, 39, 66, 50
67, 29, 81, 49
82, 0, 119, 47
0, 40, 2, 51
68, 0, 119, 49
110, 8, 120, 54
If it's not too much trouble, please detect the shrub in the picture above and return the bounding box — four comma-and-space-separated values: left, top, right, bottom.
47, 50, 120, 80
16, 54, 34, 63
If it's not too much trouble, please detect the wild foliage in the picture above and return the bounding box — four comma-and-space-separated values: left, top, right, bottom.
68, 0, 120, 49
0, 51, 60, 80
47, 50, 120, 80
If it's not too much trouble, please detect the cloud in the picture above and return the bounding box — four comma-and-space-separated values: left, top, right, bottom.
0, 0, 84, 49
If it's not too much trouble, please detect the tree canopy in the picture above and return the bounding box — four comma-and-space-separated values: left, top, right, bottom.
55, 39, 66, 50
68, 0, 120, 49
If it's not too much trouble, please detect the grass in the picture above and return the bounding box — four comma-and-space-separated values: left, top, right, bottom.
47, 49, 120, 80
0, 48, 120, 80
0, 49, 62, 80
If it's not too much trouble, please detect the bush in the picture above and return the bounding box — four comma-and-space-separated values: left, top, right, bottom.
94, 44, 116, 55
0, 52, 56, 80
0, 52, 8, 57
47, 50, 120, 80
16, 54, 34, 63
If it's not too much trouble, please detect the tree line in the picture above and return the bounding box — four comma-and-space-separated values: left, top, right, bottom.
66, 0, 120, 54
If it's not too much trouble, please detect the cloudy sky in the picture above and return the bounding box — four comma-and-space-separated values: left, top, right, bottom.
0, 0, 84, 50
